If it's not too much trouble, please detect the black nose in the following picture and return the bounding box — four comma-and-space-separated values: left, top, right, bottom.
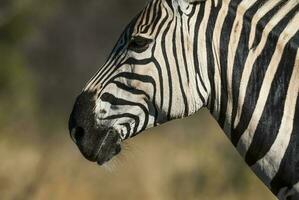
68, 91, 96, 142
70, 126, 85, 144
68, 101, 86, 144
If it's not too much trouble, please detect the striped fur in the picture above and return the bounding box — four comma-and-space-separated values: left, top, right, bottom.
76, 0, 299, 198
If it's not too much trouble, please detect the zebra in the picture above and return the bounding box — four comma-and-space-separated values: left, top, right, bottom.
68, 0, 299, 199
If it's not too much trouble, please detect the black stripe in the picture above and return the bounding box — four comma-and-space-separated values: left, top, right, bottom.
110, 71, 159, 126
111, 80, 151, 100
119, 123, 131, 139
100, 93, 149, 133
103, 113, 139, 139
152, 58, 165, 122
122, 57, 153, 65
165, 0, 172, 8
232, 5, 298, 146
110, 78, 157, 122
137, 5, 149, 32
96, 53, 127, 86
141, 1, 154, 33
187, 5, 197, 32
206, 0, 222, 112
150, 1, 163, 35
193, 2, 207, 104
218, 0, 242, 128
230, 1, 266, 145
245, 32, 298, 166
270, 92, 299, 195
173, 17, 189, 116
161, 8, 174, 120
251, 0, 288, 50
103, 72, 156, 92
150, 4, 169, 119
180, 16, 190, 83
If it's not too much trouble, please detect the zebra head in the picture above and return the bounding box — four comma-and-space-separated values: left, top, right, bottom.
69, 0, 208, 165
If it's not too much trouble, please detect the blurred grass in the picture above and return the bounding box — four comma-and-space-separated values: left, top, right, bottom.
0, 0, 276, 199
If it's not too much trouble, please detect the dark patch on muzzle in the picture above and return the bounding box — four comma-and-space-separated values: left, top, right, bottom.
69, 91, 121, 164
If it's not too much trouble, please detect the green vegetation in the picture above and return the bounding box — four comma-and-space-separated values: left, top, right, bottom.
0, 0, 37, 131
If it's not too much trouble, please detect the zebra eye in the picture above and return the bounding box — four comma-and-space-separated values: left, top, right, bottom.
128, 36, 152, 53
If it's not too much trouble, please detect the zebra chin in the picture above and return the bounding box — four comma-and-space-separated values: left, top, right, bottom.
69, 124, 122, 165
94, 129, 122, 165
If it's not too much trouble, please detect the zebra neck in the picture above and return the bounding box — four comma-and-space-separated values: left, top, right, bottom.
202, 0, 299, 197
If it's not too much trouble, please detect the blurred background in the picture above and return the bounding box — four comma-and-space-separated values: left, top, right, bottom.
0, 0, 275, 199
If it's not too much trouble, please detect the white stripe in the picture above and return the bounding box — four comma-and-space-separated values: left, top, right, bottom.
210, 0, 231, 120
224, 0, 256, 137
237, 9, 299, 158
188, 4, 210, 108
251, 48, 299, 185
197, 1, 212, 97
293, 182, 299, 194
248, 0, 282, 48
233, 0, 298, 129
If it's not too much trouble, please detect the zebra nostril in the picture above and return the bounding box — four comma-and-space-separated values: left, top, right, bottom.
71, 126, 85, 144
